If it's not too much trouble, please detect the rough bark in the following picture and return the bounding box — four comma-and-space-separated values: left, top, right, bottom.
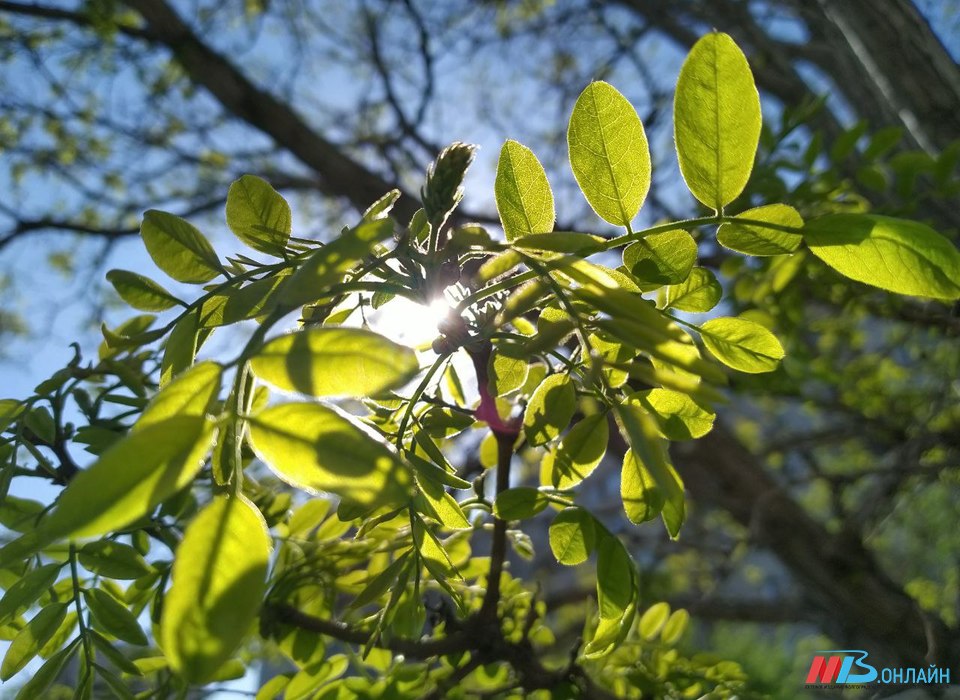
674, 425, 958, 668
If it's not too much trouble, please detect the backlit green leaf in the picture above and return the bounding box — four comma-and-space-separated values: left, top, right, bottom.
249, 328, 418, 398
639, 602, 670, 640
613, 402, 685, 537
662, 267, 721, 312
0, 563, 63, 626
78, 540, 154, 580
523, 373, 577, 446
488, 344, 528, 397
548, 413, 608, 489
34, 416, 214, 544
141, 210, 223, 284
13, 638, 78, 699
494, 487, 551, 521
620, 449, 663, 525
1, 602, 68, 680
160, 308, 200, 387
805, 214, 960, 300
162, 496, 271, 683
698, 317, 785, 373
639, 388, 715, 440
622, 229, 697, 288
137, 361, 221, 430
548, 507, 596, 565
226, 174, 291, 254
84, 588, 147, 646
717, 204, 802, 256
281, 219, 394, 307
584, 533, 637, 659
674, 33, 761, 210
568, 82, 651, 226
106, 270, 182, 311
247, 402, 412, 509
495, 140, 555, 241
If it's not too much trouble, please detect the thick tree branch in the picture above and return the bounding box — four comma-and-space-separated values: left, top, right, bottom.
119, 0, 422, 222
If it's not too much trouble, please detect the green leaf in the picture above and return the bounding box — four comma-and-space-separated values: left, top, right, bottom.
804, 214, 960, 300
199, 272, 291, 328
78, 540, 154, 580
523, 373, 577, 446
1, 602, 68, 680
674, 33, 761, 211
0, 563, 63, 626
32, 416, 214, 545
281, 219, 394, 307
698, 317, 785, 373
363, 189, 401, 222
584, 533, 637, 659
620, 445, 684, 537
416, 476, 470, 530
160, 308, 200, 387
495, 140, 555, 241
247, 402, 412, 509
548, 507, 596, 565
162, 495, 271, 684
106, 270, 182, 311
349, 552, 412, 610
136, 361, 222, 430
661, 609, 689, 645
662, 267, 721, 312
13, 638, 78, 699
226, 174, 291, 254
568, 81, 651, 226
249, 328, 418, 398
140, 210, 223, 284
613, 402, 685, 537
717, 204, 802, 256
620, 449, 663, 525
639, 602, 670, 640
90, 630, 143, 676
546, 413, 608, 489
494, 487, 551, 521
639, 388, 715, 440
84, 588, 147, 646
488, 344, 528, 397
622, 229, 697, 288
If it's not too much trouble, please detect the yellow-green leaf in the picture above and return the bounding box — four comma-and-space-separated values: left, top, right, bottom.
247, 402, 412, 509
1, 602, 68, 680
662, 267, 721, 312
548, 507, 595, 565
79, 540, 153, 580
0, 563, 63, 626
159, 308, 200, 387
249, 328, 418, 398
84, 588, 147, 646
106, 270, 182, 311
548, 413, 608, 489
717, 204, 802, 256
698, 317, 785, 373
674, 33, 761, 211
805, 214, 960, 300
639, 388, 715, 440
523, 373, 577, 446
140, 210, 223, 284
226, 174, 291, 254
137, 361, 222, 430
623, 229, 697, 289
36, 416, 214, 544
281, 219, 394, 307
568, 82, 651, 226
494, 487, 551, 521
495, 140, 555, 241
161, 496, 271, 684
